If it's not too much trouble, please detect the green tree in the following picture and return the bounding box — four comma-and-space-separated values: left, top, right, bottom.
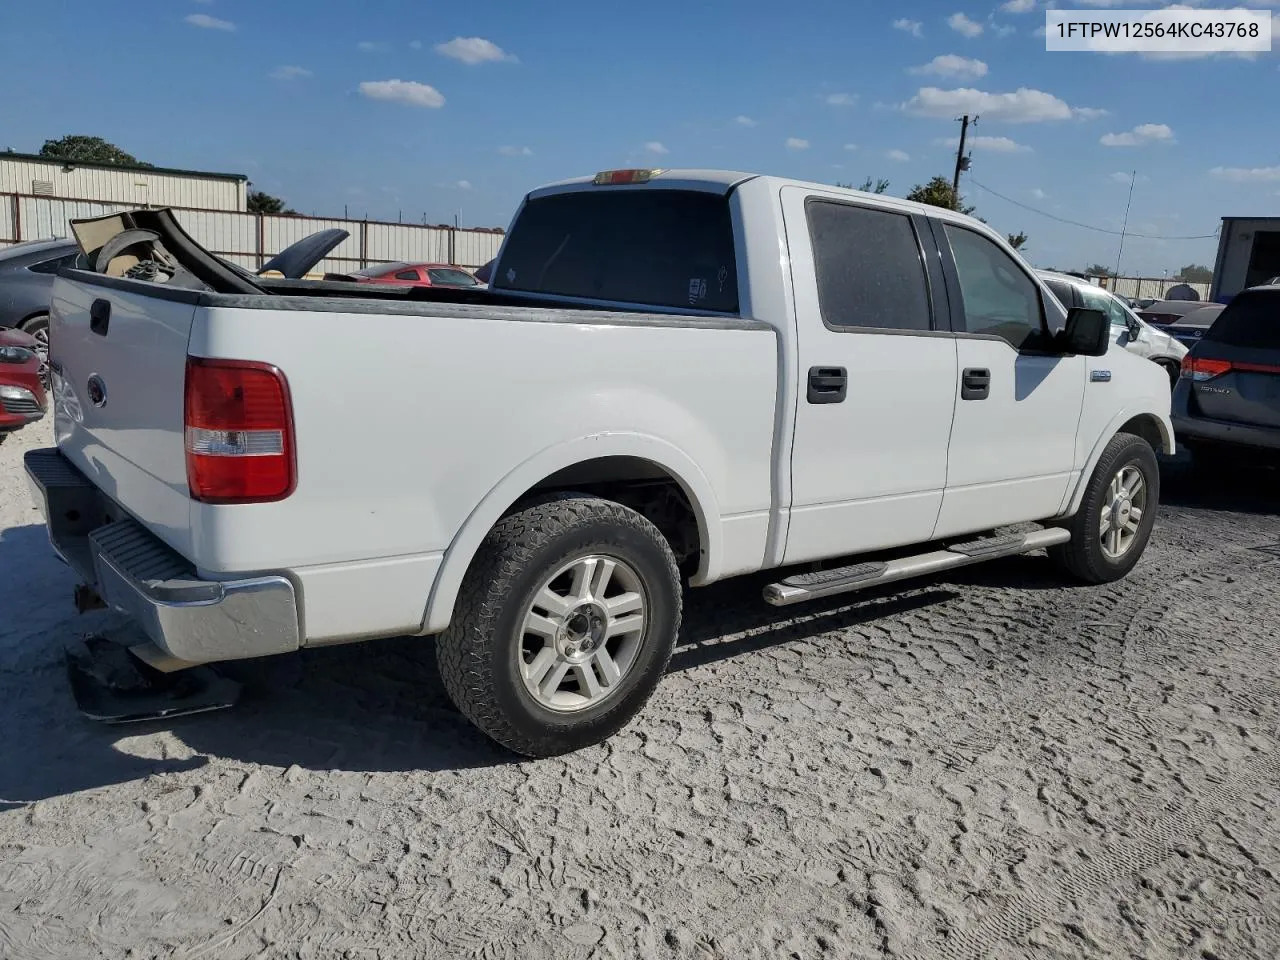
1176, 264, 1212, 283
1006, 231, 1028, 252
1085, 263, 1116, 277
38, 135, 150, 167
905, 175, 976, 216
247, 189, 296, 215
836, 177, 889, 194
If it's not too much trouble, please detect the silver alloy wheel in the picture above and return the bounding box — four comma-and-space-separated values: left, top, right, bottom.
1100, 464, 1147, 560
519, 554, 648, 713
29, 324, 49, 388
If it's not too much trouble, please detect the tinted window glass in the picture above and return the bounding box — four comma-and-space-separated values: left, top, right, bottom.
1042, 278, 1075, 310
394, 270, 420, 281
28, 253, 78, 275
1203, 290, 1280, 349
427, 267, 479, 286
944, 225, 1044, 350
806, 201, 931, 331
495, 190, 738, 312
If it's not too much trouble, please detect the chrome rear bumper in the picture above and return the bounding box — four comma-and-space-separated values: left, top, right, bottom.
24, 448, 300, 664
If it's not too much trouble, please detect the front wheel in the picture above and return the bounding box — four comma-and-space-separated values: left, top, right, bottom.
1050, 432, 1160, 584
20, 314, 50, 387
436, 493, 682, 757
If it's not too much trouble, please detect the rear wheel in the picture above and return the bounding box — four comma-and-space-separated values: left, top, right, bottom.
436, 493, 682, 757
1051, 432, 1160, 584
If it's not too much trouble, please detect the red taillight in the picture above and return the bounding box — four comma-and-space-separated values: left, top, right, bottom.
592, 168, 661, 185
184, 357, 295, 504
1180, 356, 1232, 381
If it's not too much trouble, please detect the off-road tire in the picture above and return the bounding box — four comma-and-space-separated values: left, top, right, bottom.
436, 493, 682, 757
1050, 431, 1160, 584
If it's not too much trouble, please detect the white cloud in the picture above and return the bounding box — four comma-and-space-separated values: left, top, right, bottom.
357, 41, 386, 52
844, 143, 859, 151
497, 145, 533, 156
1108, 171, 1149, 184
358, 79, 446, 109
1100, 123, 1174, 147
786, 137, 810, 150
734, 115, 758, 127
457, 180, 473, 191
909, 54, 988, 78
270, 65, 312, 81
887, 149, 911, 162
893, 18, 924, 37
947, 12, 985, 37
992, 23, 1016, 37
435, 37, 516, 65
1033, 24, 1047, 37
644, 141, 669, 155
904, 86, 1104, 122
1031, 187, 1048, 200
1002, 0, 1035, 11
185, 13, 234, 30
1210, 165, 1280, 183
409, 40, 423, 50
825, 93, 857, 107
940, 134, 1032, 153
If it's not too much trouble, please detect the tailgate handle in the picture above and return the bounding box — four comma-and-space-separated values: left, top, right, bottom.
90, 299, 111, 337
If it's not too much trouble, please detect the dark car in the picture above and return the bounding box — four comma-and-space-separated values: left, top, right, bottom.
1163, 304, 1226, 349
1137, 299, 1211, 327
0, 237, 80, 364
0, 326, 47, 444
1172, 285, 1280, 466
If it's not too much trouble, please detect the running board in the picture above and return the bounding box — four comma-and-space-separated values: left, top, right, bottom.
762, 527, 1071, 607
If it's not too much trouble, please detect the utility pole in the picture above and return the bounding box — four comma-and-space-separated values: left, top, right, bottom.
1114, 169, 1136, 279
952, 114, 976, 207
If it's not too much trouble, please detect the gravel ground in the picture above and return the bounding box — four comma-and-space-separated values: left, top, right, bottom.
2, 418, 1279, 960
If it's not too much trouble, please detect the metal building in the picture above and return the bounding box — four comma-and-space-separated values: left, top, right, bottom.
1211, 217, 1280, 304
0, 151, 247, 212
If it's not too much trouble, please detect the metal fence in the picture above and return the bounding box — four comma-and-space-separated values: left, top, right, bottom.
0, 193, 505, 273
1090, 275, 1213, 302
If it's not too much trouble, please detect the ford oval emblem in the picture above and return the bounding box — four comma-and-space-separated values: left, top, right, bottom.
87, 374, 107, 408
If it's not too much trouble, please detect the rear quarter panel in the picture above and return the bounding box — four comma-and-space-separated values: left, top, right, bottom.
188, 303, 779, 627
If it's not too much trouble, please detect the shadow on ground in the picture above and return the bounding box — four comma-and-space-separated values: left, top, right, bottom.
5, 453, 1276, 804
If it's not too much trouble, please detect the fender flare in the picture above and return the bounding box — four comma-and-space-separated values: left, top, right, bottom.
419, 433, 722, 635
1059, 403, 1174, 518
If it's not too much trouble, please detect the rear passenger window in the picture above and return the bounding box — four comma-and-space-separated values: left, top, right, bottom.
1203, 290, 1280, 349
944, 225, 1045, 350
394, 270, 419, 281
807, 201, 931, 331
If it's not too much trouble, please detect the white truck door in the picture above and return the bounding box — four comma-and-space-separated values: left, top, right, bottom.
780, 187, 958, 565
932, 221, 1086, 538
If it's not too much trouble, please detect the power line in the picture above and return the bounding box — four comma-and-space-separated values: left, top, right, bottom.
966, 177, 1219, 241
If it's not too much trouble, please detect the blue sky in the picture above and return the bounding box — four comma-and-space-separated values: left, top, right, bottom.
2, 0, 1277, 275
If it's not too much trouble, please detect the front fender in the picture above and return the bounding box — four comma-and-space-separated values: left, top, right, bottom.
418, 433, 722, 635
1058, 402, 1174, 518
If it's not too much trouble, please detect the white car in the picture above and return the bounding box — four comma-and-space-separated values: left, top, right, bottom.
1039, 270, 1187, 384
26, 171, 1173, 756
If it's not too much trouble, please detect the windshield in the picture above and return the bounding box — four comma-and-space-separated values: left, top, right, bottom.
494, 189, 739, 312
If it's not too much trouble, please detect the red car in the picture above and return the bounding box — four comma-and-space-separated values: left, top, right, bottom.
351, 262, 481, 288
0, 327, 46, 444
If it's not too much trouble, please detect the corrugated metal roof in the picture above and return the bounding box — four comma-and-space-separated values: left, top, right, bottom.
0, 151, 247, 182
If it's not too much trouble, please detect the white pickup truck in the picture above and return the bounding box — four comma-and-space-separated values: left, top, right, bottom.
26, 168, 1173, 756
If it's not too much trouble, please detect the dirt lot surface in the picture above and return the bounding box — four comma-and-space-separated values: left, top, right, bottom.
2, 419, 1279, 960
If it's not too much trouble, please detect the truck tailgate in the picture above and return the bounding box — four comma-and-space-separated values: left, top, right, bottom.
50, 276, 197, 557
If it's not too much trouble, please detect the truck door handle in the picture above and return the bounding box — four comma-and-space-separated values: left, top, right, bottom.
90, 299, 111, 337
807, 366, 847, 404
961, 367, 990, 401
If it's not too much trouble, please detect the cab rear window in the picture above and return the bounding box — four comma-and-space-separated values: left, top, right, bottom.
494, 190, 739, 313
